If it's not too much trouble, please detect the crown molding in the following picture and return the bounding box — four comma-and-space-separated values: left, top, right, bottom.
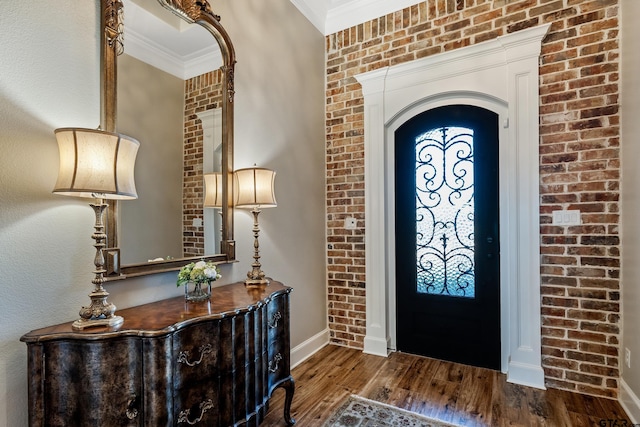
123, 0, 221, 80
125, 0, 423, 75
124, 28, 221, 80
289, 0, 423, 35
325, 0, 423, 34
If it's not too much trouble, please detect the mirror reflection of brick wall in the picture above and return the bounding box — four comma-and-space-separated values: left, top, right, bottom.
183, 70, 223, 258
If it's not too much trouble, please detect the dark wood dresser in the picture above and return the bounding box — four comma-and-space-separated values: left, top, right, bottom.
20, 281, 295, 426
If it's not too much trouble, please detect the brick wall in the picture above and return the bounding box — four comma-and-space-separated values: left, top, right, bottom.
325, 0, 620, 397
183, 70, 223, 257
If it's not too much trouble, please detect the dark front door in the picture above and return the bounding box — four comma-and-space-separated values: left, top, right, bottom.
395, 104, 500, 370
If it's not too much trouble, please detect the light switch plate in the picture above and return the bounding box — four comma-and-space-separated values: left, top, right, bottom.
626, 348, 631, 369
551, 210, 580, 226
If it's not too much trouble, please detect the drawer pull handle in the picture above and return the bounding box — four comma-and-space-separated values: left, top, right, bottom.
269, 353, 283, 373
268, 311, 282, 329
177, 343, 212, 367
126, 394, 138, 420
178, 399, 214, 425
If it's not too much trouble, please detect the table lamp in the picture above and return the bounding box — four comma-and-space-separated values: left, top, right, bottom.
234, 167, 277, 286
53, 127, 139, 330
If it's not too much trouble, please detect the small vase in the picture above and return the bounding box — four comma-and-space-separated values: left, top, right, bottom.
184, 281, 211, 302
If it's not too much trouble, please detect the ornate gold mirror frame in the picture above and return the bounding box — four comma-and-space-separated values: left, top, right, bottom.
101, 0, 236, 278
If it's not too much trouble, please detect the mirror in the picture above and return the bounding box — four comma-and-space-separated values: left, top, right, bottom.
101, 0, 236, 278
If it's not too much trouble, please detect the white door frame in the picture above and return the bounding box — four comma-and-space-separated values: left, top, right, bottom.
356, 24, 550, 389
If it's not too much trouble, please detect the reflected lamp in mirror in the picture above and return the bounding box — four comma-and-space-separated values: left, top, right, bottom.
204, 173, 223, 208
53, 128, 139, 330
234, 167, 277, 286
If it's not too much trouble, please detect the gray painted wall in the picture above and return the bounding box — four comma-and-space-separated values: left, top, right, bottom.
118, 54, 184, 264
0, 1, 326, 425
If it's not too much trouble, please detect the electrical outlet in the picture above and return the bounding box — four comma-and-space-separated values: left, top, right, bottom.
344, 216, 357, 230
625, 348, 631, 369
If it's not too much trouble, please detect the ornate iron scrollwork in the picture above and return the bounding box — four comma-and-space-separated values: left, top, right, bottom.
177, 399, 215, 425
177, 343, 212, 367
415, 126, 475, 298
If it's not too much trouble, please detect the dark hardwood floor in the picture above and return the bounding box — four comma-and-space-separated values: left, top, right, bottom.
261, 344, 631, 426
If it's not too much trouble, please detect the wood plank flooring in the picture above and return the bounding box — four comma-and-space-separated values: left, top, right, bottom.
261, 345, 631, 426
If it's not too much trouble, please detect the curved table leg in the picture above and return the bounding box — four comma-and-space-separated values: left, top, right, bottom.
281, 376, 296, 425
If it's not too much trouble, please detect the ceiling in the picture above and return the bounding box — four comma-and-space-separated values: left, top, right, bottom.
122, 0, 421, 79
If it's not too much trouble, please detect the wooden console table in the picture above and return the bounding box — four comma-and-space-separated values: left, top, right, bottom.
21, 281, 295, 426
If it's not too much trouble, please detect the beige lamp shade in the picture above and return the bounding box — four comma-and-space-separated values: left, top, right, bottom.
53, 128, 139, 200
234, 167, 277, 209
204, 173, 223, 208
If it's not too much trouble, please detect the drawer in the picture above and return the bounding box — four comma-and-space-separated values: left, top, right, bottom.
42, 338, 143, 426
173, 321, 220, 389
267, 342, 290, 388
266, 295, 286, 343
174, 382, 220, 426
265, 293, 290, 390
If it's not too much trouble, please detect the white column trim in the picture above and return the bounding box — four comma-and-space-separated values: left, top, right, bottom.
196, 109, 223, 254
503, 40, 546, 389
361, 68, 391, 356
355, 24, 550, 388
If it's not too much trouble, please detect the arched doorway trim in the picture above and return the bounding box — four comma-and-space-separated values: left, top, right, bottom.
356, 23, 550, 389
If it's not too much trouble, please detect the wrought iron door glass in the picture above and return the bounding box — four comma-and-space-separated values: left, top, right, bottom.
415, 126, 475, 298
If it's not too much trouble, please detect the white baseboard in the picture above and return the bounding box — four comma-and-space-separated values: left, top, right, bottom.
507, 361, 546, 390
291, 328, 330, 369
620, 379, 640, 423
363, 335, 390, 357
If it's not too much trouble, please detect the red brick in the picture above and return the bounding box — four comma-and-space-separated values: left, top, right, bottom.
325, 0, 620, 398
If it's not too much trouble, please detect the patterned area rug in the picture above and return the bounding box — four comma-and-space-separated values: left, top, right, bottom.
322, 395, 460, 427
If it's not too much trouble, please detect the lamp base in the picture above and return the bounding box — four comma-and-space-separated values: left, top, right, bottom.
72, 315, 124, 331
245, 277, 270, 287
72, 286, 124, 331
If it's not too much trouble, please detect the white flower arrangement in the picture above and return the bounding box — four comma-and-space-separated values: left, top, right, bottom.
177, 260, 221, 288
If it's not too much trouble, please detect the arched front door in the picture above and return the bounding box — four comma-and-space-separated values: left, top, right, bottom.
395, 104, 501, 370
